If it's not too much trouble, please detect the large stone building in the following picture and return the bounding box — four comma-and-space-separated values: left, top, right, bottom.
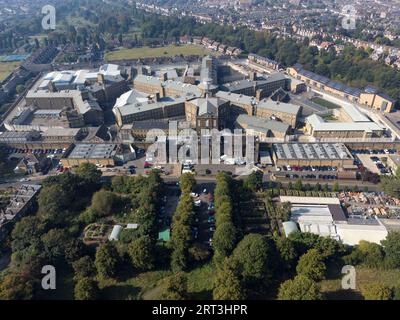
185, 97, 230, 132
255, 100, 301, 127
220, 73, 288, 99
235, 114, 290, 139
287, 64, 395, 112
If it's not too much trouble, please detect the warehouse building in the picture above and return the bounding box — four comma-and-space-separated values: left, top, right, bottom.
305, 114, 385, 139
61, 143, 118, 167
272, 143, 354, 167
280, 196, 388, 245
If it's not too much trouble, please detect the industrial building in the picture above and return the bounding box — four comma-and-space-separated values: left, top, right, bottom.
305, 114, 385, 139
61, 143, 118, 167
280, 196, 389, 245
272, 143, 354, 167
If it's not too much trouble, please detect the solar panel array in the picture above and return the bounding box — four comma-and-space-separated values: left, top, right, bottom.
273, 143, 352, 160
69, 144, 117, 159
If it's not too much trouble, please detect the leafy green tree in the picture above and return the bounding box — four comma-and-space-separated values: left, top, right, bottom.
0, 272, 34, 300
243, 171, 263, 192
362, 283, 393, 300
296, 249, 326, 281
75, 163, 102, 190
95, 243, 120, 278
16, 84, 25, 94
358, 240, 385, 269
72, 256, 96, 279
180, 173, 196, 194
41, 229, 71, 264
381, 232, 400, 268
128, 236, 155, 270
276, 237, 298, 270
294, 179, 303, 191
160, 273, 188, 300
188, 243, 210, 262
277, 275, 322, 300
332, 181, 340, 192
74, 277, 99, 300
213, 222, 237, 259
232, 234, 276, 284
90, 190, 115, 217
213, 258, 245, 300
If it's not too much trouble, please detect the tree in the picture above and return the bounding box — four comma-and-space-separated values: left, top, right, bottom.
232, 234, 276, 284
243, 172, 263, 192
381, 231, 400, 268
212, 222, 237, 259
276, 237, 298, 270
90, 190, 115, 217
180, 173, 196, 194
188, 243, 210, 262
128, 236, 155, 270
161, 273, 188, 300
16, 84, 25, 94
72, 256, 96, 279
0, 272, 34, 300
95, 243, 119, 278
75, 163, 102, 191
358, 240, 385, 269
41, 229, 71, 264
332, 181, 340, 192
362, 283, 393, 300
294, 179, 303, 191
277, 275, 322, 300
213, 258, 245, 300
296, 249, 326, 281
74, 277, 99, 300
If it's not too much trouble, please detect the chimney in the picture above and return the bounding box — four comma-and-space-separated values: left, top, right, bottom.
249, 71, 257, 81
155, 92, 160, 102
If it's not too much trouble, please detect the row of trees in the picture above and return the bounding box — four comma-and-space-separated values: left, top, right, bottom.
171, 174, 197, 272
212, 173, 240, 263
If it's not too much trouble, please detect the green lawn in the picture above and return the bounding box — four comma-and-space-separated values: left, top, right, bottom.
320, 267, 400, 300
0, 61, 20, 82
311, 97, 341, 109
105, 45, 212, 61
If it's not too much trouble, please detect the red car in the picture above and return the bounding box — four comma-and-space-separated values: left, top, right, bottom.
144, 161, 153, 169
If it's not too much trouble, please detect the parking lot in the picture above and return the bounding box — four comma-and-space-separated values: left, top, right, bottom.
351, 149, 396, 176
191, 183, 216, 248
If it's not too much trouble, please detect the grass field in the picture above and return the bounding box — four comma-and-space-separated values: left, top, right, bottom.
105, 45, 211, 61
311, 97, 341, 109
320, 267, 400, 300
0, 61, 20, 82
